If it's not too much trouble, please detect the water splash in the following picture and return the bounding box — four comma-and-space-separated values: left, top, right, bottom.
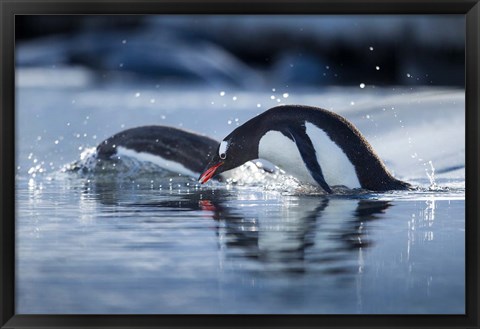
425, 160, 440, 190
62, 147, 98, 172
223, 162, 303, 192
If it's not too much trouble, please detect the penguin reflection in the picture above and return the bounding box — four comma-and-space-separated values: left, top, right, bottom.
210, 196, 391, 275
85, 181, 390, 277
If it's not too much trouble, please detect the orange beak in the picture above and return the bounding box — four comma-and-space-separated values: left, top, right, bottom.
198, 162, 223, 184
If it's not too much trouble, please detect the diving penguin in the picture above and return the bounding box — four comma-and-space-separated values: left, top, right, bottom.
199, 105, 410, 192
95, 125, 219, 177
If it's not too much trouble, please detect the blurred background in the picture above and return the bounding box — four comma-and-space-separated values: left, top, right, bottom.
16, 15, 464, 88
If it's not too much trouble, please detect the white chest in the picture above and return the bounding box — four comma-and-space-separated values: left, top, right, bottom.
258, 131, 318, 185
305, 122, 360, 188
258, 124, 361, 189
116, 146, 198, 177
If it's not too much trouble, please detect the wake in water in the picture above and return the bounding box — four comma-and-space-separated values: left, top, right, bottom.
62, 146, 311, 193
60, 145, 464, 200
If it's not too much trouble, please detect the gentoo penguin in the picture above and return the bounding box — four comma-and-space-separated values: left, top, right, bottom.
96, 125, 219, 177
199, 105, 410, 192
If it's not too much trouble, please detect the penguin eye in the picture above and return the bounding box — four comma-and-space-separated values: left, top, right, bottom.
219, 140, 229, 159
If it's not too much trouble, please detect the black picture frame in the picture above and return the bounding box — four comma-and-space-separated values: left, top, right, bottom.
1, 1, 479, 328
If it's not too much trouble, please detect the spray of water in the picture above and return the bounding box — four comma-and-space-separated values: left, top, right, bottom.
425, 160, 437, 190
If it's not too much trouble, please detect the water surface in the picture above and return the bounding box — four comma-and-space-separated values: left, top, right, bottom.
15, 80, 465, 314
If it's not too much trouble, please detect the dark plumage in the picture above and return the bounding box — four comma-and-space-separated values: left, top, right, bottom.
97, 125, 218, 175
199, 105, 410, 191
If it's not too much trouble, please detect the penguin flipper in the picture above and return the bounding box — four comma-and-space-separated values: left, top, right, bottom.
286, 127, 333, 193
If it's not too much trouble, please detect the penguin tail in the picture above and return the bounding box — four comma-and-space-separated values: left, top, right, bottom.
389, 178, 413, 191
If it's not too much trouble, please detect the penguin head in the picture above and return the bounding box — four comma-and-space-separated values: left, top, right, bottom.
198, 132, 258, 184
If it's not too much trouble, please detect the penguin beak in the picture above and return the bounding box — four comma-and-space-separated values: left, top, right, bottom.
198, 162, 223, 184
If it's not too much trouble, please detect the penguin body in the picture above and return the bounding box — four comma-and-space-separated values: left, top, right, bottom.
257, 123, 362, 191
199, 105, 410, 192
96, 125, 218, 176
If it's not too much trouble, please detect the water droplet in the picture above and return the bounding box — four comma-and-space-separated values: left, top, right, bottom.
161, 115, 166, 120
54, 140, 59, 144
376, 66, 380, 70
360, 83, 365, 89
122, 39, 127, 44
407, 73, 411, 78
119, 63, 124, 68
369, 46, 374, 51
135, 92, 141, 97
272, 88, 276, 92
257, 104, 261, 108
232, 96, 237, 101
283, 93, 289, 98
150, 99, 156, 103
220, 91, 225, 96
350, 101, 355, 106
270, 95, 275, 100
366, 114, 370, 119
227, 120, 232, 125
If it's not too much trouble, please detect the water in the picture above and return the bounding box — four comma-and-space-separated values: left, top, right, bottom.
15, 73, 465, 314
